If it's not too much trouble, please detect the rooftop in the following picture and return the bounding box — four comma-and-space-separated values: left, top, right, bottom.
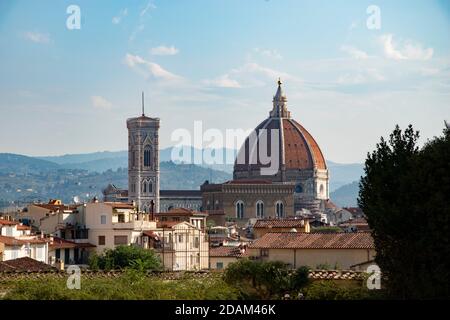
0, 219, 19, 226
209, 246, 248, 258
0, 257, 56, 272
249, 232, 374, 250
253, 218, 307, 229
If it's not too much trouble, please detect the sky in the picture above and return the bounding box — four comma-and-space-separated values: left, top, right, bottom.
0, 0, 449, 163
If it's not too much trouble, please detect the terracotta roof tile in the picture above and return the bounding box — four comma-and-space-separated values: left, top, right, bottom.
0, 257, 56, 272
0, 219, 19, 226
0, 235, 26, 246
103, 202, 135, 209
249, 232, 374, 249
253, 218, 306, 229
209, 246, 248, 258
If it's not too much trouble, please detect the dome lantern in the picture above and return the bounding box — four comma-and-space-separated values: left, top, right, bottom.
270, 78, 290, 119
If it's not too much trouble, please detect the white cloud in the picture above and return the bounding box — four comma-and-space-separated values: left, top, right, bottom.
205, 62, 298, 89
112, 8, 128, 24
124, 53, 182, 81
91, 96, 112, 109
340, 45, 369, 59
140, 1, 156, 17
150, 45, 179, 56
253, 48, 283, 60
380, 34, 433, 61
337, 68, 384, 85
24, 31, 50, 44
129, 23, 145, 42
204, 74, 241, 88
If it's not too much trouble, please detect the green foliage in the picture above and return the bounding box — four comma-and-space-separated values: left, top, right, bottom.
89, 245, 162, 271
311, 226, 342, 233
303, 280, 384, 300
223, 260, 310, 299
358, 125, 450, 299
290, 266, 311, 290
2, 274, 238, 300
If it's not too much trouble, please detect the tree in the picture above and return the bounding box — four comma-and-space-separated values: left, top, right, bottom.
89, 245, 162, 271
223, 259, 294, 299
358, 125, 450, 299
290, 266, 311, 291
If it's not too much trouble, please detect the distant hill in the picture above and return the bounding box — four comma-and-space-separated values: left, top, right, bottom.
327, 161, 364, 192
0, 153, 60, 175
330, 181, 360, 207
37, 147, 236, 174
35, 148, 364, 191
0, 154, 231, 206
37, 151, 127, 165
0, 150, 364, 207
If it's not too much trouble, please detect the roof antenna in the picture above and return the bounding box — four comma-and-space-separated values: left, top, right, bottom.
141, 91, 145, 116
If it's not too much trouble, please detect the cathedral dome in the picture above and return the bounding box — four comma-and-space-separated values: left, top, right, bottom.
234, 79, 327, 181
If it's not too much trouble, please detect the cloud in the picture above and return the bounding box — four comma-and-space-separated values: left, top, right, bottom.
340, 45, 369, 59
204, 74, 241, 88
24, 31, 50, 44
129, 23, 145, 42
140, 1, 156, 17
205, 62, 297, 89
112, 8, 128, 24
150, 45, 179, 56
91, 96, 112, 109
253, 48, 283, 60
337, 68, 384, 85
124, 53, 182, 81
380, 34, 433, 61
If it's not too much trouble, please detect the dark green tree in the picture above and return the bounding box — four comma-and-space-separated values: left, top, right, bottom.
89, 245, 162, 271
358, 124, 450, 299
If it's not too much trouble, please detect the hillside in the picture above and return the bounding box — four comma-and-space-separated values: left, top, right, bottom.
330, 181, 360, 207
34, 148, 363, 190
0, 153, 60, 174
0, 150, 363, 208
0, 154, 231, 207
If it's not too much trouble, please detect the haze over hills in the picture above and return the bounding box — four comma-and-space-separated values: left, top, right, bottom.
0, 153, 231, 208
36, 147, 364, 190
1, 148, 363, 208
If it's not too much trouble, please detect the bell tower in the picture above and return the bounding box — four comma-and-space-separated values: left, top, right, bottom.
127, 92, 160, 213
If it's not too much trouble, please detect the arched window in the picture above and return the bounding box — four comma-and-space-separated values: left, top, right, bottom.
144, 145, 152, 167
236, 201, 244, 219
131, 151, 136, 168
295, 183, 303, 193
148, 182, 153, 193
143, 181, 147, 193
276, 201, 284, 218
319, 184, 324, 195
256, 200, 264, 218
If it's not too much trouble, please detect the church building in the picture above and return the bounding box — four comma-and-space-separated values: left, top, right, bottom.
202, 80, 330, 223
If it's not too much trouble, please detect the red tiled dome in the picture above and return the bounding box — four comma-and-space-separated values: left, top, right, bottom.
234, 80, 326, 178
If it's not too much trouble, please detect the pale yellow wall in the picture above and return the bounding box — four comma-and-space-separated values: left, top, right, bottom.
25, 205, 52, 227
209, 256, 238, 269
248, 248, 376, 270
